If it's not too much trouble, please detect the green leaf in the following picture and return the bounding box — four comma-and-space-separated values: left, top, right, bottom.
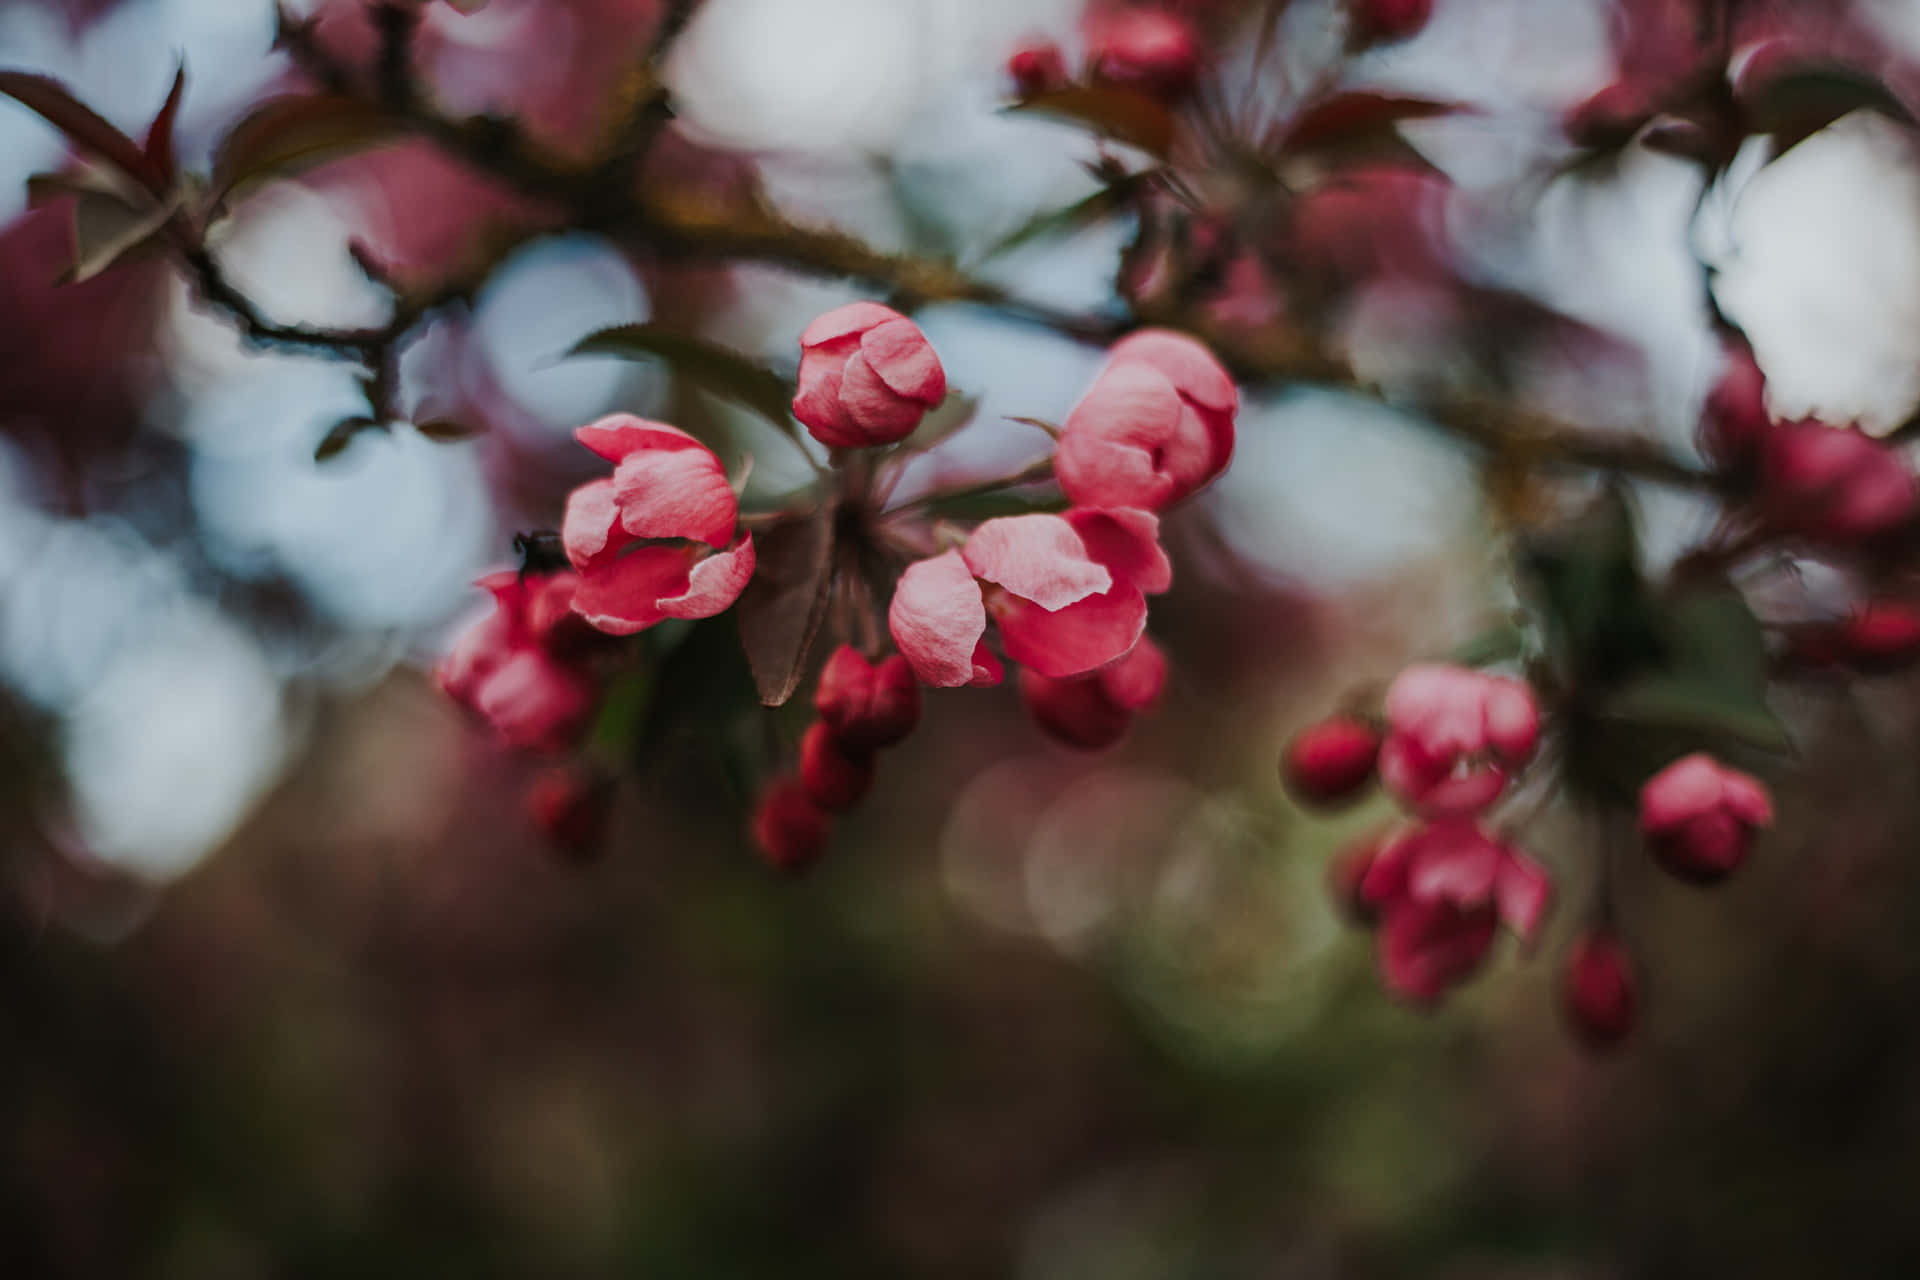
1517, 486, 1663, 687
1603, 583, 1788, 753
980, 175, 1145, 261
211, 94, 401, 200
1603, 674, 1790, 754
732, 505, 837, 707
568, 323, 797, 434
1006, 85, 1175, 158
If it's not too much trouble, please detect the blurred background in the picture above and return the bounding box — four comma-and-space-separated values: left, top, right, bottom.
8, 0, 1920, 1274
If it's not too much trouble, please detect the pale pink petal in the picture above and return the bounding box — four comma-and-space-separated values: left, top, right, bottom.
612, 442, 738, 548
799, 301, 900, 348
658, 533, 755, 619
1494, 849, 1553, 945
1098, 636, 1167, 710
1483, 676, 1540, 762
793, 352, 857, 446
888, 551, 989, 688
836, 351, 924, 441
474, 650, 596, 752
861, 317, 946, 404
962, 514, 1110, 610
570, 543, 694, 635
1108, 328, 1238, 416
995, 586, 1146, 678
1064, 507, 1172, 594
1720, 770, 1775, 827
1639, 753, 1723, 832
1056, 362, 1188, 509
562, 478, 624, 568
575, 414, 706, 463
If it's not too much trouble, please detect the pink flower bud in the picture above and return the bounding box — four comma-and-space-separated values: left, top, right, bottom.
1008, 40, 1069, 96
1056, 330, 1238, 512
561, 416, 756, 636
525, 767, 613, 863
438, 569, 601, 753
1283, 715, 1381, 809
888, 509, 1170, 688
793, 302, 946, 449
1018, 636, 1167, 750
1378, 664, 1539, 816
1761, 421, 1919, 546
1699, 341, 1771, 468
1639, 753, 1773, 884
1379, 898, 1497, 1006
752, 777, 831, 873
1328, 829, 1393, 925
814, 646, 921, 753
1350, 0, 1434, 45
1564, 930, 1638, 1050
799, 721, 875, 812
1086, 9, 1200, 98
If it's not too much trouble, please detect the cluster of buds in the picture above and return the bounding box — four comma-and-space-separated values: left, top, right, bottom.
1294, 664, 1552, 1006
1007, 8, 1203, 102
438, 301, 1236, 875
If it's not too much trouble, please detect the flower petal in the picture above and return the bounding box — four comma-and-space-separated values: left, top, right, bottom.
1056, 362, 1187, 509
793, 352, 856, 445
888, 550, 988, 688
836, 350, 924, 441
962, 514, 1110, 611
1098, 636, 1167, 710
1494, 849, 1553, 945
1064, 507, 1172, 594
1107, 328, 1238, 416
575, 414, 708, 464
613, 441, 737, 548
861, 317, 945, 404
562, 477, 624, 568
570, 543, 694, 635
658, 532, 755, 619
799, 300, 900, 348
996, 585, 1146, 679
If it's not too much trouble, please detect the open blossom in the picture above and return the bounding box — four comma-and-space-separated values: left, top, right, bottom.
1019, 635, 1168, 750
1378, 665, 1540, 815
560, 415, 755, 635
1639, 753, 1773, 884
1357, 819, 1553, 1005
793, 302, 946, 449
1761, 421, 1918, 545
888, 508, 1171, 688
438, 569, 601, 752
1056, 330, 1238, 512
814, 646, 921, 753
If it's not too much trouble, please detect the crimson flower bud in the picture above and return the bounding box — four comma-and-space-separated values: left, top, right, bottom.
1008, 41, 1069, 97
1841, 600, 1920, 672
1086, 9, 1200, 99
1563, 930, 1638, 1050
799, 721, 875, 812
1761, 421, 1919, 546
1327, 830, 1392, 926
1283, 715, 1381, 809
524, 767, 613, 863
1350, 0, 1433, 46
1018, 638, 1167, 751
752, 777, 831, 873
814, 646, 921, 753
1699, 341, 1771, 468
1562, 81, 1654, 151
1638, 753, 1773, 885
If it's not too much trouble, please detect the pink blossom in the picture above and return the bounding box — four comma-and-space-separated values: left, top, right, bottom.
560, 415, 755, 636
1283, 715, 1381, 808
1085, 9, 1200, 98
1377, 664, 1540, 815
887, 509, 1171, 688
1055, 330, 1238, 511
793, 303, 946, 449
1379, 897, 1498, 1006
438, 570, 600, 752
813, 646, 921, 753
1639, 753, 1773, 884
1564, 929, 1637, 1050
1019, 636, 1168, 750
1761, 421, 1919, 546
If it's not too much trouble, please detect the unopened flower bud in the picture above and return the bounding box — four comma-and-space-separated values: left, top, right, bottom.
1564, 929, 1638, 1050
752, 777, 831, 873
1639, 753, 1773, 885
799, 721, 875, 812
814, 646, 921, 753
524, 767, 613, 863
1008, 40, 1069, 96
1283, 715, 1381, 809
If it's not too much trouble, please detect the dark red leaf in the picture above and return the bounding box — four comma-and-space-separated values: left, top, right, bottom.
1283, 93, 1463, 156
211, 93, 401, 200
734, 505, 837, 707
143, 63, 187, 181
1008, 84, 1176, 158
